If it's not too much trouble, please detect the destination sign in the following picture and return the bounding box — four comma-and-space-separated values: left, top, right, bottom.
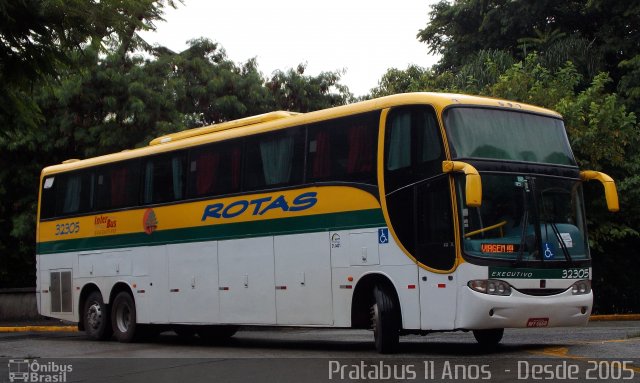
481, 243, 520, 253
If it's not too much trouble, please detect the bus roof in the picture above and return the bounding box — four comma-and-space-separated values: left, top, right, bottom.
41, 92, 562, 176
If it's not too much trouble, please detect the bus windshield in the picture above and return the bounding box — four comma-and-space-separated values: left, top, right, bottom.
445, 107, 576, 166
457, 174, 590, 262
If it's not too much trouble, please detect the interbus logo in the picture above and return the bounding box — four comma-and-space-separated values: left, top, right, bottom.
94, 215, 117, 235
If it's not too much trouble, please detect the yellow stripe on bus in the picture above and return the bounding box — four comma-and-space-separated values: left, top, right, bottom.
38, 186, 381, 243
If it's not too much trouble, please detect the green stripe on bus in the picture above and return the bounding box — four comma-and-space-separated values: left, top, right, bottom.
37, 208, 386, 254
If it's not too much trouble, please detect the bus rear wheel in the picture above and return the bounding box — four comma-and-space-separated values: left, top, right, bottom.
370, 285, 400, 354
83, 291, 112, 340
473, 328, 504, 348
111, 291, 138, 343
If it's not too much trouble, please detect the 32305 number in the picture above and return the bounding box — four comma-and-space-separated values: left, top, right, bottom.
55, 222, 80, 236
561, 268, 589, 279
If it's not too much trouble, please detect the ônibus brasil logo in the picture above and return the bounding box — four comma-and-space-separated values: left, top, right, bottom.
7, 359, 72, 382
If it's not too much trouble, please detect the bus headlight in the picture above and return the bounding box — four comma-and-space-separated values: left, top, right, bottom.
468, 280, 512, 296
571, 280, 591, 295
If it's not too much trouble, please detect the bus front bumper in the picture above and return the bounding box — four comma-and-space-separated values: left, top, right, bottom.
456, 287, 592, 330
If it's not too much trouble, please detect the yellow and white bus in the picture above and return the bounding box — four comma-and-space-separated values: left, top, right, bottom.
36, 93, 618, 353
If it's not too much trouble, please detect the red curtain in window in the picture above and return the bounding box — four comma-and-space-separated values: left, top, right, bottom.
230, 146, 241, 190
196, 152, 219, 196
312, 130, 331, 178
111, 167, 128, 207
347, 125, 373, 174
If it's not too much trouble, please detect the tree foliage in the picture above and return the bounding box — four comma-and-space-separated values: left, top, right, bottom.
417, 0, 640, 89
0, 3, 351, 287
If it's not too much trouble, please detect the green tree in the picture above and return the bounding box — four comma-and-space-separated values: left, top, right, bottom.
418, 0, 639, 85
266, 63, 353, 112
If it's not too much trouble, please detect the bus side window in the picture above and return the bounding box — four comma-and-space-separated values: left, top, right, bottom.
307, 112, 378, 185
95, 160, 140, 211
143, 152, 187, 205
54, 171, 95, 217
40, 177, 57, 219
187, 140, 242, 198
244, 128, 304, 191
385, 106, 443, 192
385, 106, 454, 270
416, 177, 456, 270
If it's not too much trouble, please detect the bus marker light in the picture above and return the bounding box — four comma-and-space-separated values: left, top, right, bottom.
219, 287, 229, 291
407, 285, 416, 289
347, 276, 353, 282
276, 286, 287, 290
137, 290, 145, 294
132, 283, 137, 288
339, 285, 353, 289
438, 284, 446, 288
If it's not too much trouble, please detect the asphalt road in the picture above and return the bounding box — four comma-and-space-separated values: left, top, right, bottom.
1, 321, 639, 382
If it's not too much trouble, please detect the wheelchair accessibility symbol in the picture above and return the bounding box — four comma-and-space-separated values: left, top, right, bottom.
543, 242, 555, 260
378, 228, 389, 244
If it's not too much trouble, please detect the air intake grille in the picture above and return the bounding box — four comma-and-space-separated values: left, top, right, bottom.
517, 288, 566, 296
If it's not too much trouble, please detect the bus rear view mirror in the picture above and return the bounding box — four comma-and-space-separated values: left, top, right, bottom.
442, 160, 482, 208
580, 170, 619, 212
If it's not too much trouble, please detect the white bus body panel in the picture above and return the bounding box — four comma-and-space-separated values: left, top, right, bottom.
218, 236, 276, 324
274, 232, 333, 325
167, 242, 219, 323
133, 246, 168, 323
419, 268, 457, 330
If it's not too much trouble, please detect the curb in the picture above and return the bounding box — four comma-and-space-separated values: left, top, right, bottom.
0, 325, 78, 332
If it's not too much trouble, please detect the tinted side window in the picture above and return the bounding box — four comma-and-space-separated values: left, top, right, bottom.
40, 176, 57, 220
96, 160, 141, 210
385, 106, 443, 192
42, 171, 94, 218
307, 112, 379, 185
415, 176, 455, 269
143, 152, 187, 205
187, 140, 242, 198
244, 128, 304, 191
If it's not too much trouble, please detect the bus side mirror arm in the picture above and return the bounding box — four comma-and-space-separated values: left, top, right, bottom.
442, 161, 482, 207
580, 170, 619, 212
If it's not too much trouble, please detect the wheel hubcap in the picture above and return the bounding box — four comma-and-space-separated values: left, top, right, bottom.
87, 303, 102, 330
116, 304, 130, 333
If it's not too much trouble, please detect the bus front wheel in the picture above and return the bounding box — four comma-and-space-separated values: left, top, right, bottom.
473, 328, 504, 348
83, 291, 112, 340
111, 291, 138, 343
370, 285, 400, 354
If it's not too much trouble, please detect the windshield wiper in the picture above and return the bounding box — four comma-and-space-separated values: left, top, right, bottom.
548, 222, 573, 265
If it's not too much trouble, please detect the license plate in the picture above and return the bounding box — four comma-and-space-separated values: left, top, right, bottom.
527, 318, 549, 327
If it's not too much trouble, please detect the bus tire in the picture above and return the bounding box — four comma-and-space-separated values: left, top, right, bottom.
83, 291, 112, 340
473, 328, 504, 348
197, 325, 238, 343
111, 291, 138, 343
371, 285, 400, 354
